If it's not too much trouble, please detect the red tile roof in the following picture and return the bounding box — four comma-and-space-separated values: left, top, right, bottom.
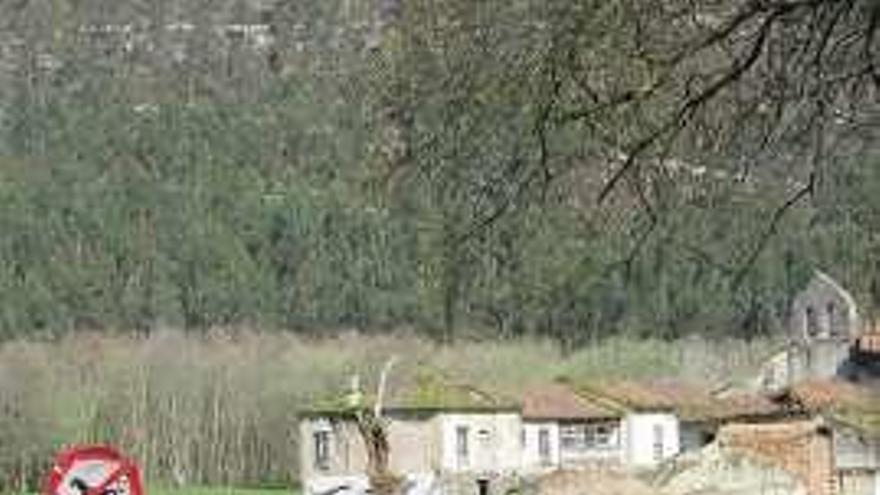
771, 379, 880, 434
773, 379, 875, 412
717, 391, 781, 420
576, 380, 779, 422
522, 383, 621, 420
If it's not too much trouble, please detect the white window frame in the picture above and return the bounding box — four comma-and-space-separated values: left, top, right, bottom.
560, 423, 616, 452
456, 425, 470, 468
652, 424, 665, 462
538, 428, 552, 464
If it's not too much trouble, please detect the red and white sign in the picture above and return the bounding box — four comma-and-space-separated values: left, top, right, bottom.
43, 446, 143, 495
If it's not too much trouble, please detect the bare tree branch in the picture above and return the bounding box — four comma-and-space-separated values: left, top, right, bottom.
731, 172, 815, 290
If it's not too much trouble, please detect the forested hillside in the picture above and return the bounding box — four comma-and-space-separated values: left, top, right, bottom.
0, 0, 877, 344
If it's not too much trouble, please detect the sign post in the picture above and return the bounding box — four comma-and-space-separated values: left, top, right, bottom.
43, 446, 143, 495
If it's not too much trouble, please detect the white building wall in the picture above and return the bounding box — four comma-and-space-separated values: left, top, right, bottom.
521, 421, 561, 471
438, 413, 522, 473
624, 413, 680, 467
302, 408, 687, 489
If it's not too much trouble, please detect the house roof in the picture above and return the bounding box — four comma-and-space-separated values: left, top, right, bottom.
521, 383, 622, 421
771, 379, 880, 435
714, 391, 782, 420
774, 379, 873, 410
387, 371, 517, 412
301, 369, 518, 417
575, 379, 779, 422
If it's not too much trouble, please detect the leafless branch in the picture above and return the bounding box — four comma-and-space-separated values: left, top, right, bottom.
731, 172, 815, 289
866, 3, 880, 87
374, 356, 398, 419
597, 5, 783, 206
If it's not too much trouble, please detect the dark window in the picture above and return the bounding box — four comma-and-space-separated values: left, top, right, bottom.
538, 428, 551, 464
478, 429, 491, 443
456, 426, 469, 467
591, 424, 613, 447
702, 431, 716, 445
314, 430, 330, 470
806, 306, 819, 338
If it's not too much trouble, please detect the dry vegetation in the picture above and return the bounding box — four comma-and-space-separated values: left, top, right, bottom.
0, 330, 773, 491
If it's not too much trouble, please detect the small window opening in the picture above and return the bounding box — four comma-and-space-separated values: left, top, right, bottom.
478, 428, 491, 442
314, 430, 330, 471
538, 428, 551, 464
701, 431, 716, 445
827, 302, 838, 337
806, 306, 819, 338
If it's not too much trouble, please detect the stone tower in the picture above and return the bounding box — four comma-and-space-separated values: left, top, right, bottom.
787, 271, 860, 382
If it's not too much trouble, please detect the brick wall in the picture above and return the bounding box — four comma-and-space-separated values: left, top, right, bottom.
718, 419, 835, 495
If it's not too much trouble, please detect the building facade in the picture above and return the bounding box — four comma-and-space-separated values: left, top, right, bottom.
760, 270, 864, 391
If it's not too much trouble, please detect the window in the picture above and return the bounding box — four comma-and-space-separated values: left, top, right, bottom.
652, 424, 665, 462
591, 425, 613, 447
806, 306, 819, 338
538, 428, 551, 464
827, 302, 838, 337
560, 425, 580, 450
560, 423, 615, 451
520, 428, 527, 448
314, 430, 330, 471
478, 428, 491, 443
456, 426, 469, 467
701, 431, 716, 445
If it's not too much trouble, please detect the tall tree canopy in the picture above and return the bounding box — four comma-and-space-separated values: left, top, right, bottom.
0, 0, 876, 343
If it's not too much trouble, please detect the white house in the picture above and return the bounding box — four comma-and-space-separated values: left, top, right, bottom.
520, 383, 625, 471
518, 380, 756, 471
299, 371, 523, 495
299, 374, 780, 495
573, 382, 681, 468
574, 380, 779, 467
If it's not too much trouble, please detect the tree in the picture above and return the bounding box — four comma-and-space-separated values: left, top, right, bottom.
392, 0, 878, 273
352, 357, 401, 495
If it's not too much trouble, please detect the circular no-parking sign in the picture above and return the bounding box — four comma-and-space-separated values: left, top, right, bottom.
43, 446, 143, 495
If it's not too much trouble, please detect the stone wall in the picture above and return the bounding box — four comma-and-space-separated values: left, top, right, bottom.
718, 420, 835, 495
